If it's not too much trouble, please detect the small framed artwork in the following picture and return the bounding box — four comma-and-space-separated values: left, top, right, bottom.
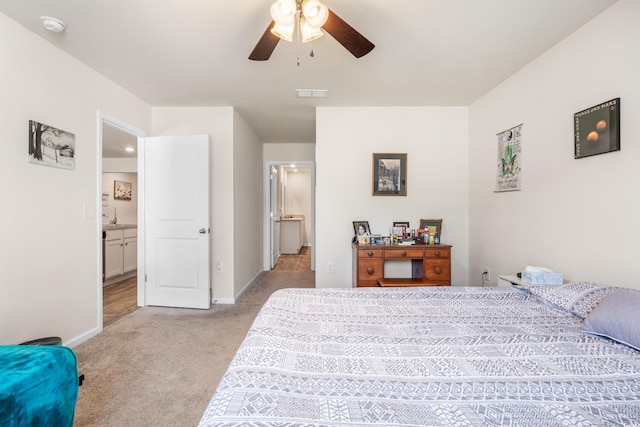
574, 98, 620, 159
393, 221, 409, 238
114, 180, 132, 201
391, 226, 405, 237
102, 192, 110, 207
419, 219, 442, 237
372, 153, 407, 196
28, 120, 75, 170
393, 221, 410, 229
353, 221, 371, 237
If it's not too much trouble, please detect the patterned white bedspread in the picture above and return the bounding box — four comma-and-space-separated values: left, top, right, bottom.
199, 286, 640, 426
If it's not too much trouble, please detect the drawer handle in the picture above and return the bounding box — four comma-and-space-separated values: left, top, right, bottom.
434, 251, 441, 257
401, 251, 407, 256
367, 267, 375, 275
367, 251, 374, 257
434, 267, 442, 275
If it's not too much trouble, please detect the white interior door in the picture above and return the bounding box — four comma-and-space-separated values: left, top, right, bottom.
144, 135, 210, 309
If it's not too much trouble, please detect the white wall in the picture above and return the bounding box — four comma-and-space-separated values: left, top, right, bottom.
0, 13, 150, 345
232, 110, 264, 296
102, 172, 138, 225
264, 142, 315, 162
284, 168, 312, 244
468, 0, 640, 289
316, 107, 469, 288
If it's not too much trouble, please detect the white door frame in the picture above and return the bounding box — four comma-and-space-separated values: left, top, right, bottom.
263, 160, 315, 272
97, 112, 147, 329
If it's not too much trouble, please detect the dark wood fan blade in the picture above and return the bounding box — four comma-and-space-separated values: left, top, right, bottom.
322, 9, 374, 58
249, 21, 280, 61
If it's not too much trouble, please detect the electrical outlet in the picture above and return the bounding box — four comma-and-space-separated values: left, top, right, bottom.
327, 262, 334, 274
482, 268, 491, 281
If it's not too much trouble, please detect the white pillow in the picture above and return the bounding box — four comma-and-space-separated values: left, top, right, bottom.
583, 289, 640, 351
526, 281, 617, 318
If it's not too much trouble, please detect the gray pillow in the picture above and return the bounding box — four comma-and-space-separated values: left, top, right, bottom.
526, 281, 617, 318
583, 289, 640, 351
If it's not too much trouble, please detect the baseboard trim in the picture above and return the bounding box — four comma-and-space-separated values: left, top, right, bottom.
65, 326, 101, 348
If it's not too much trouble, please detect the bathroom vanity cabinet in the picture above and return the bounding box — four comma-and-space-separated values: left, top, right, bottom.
104, 226, 137, 280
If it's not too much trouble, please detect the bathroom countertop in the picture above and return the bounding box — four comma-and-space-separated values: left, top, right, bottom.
102, 224, 137, 231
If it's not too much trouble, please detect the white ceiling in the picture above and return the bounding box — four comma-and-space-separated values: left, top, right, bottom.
0, 0, 618, 155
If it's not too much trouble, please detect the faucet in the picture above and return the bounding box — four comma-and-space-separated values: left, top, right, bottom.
109, 208, 118, 225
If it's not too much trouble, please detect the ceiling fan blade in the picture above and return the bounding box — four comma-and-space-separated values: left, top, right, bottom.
322, 9, 375, 58
249, 21, 280, 61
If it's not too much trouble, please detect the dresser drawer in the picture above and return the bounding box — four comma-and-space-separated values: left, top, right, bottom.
424, 258, 451, 281
424, 247, 450, 259
358, 259, 384, 282
384, 248, 423, 259
358, 248, 383, 258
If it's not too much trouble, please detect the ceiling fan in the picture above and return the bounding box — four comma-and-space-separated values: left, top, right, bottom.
249, 0, 375, 61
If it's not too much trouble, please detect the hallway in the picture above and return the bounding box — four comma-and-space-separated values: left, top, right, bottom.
272, 246, 311, 271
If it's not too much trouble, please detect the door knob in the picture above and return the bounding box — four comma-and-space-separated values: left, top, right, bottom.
199, 228, 208, 234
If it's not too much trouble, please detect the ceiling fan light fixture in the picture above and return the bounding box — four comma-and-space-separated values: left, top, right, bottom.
271, 22, 294, 41
300, 17, 324, 43
300, 0, 328, 28
270, 0, 296, 26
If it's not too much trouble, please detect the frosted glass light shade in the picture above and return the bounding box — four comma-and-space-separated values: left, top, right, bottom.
271, 21, 294, 41
301, 0, 328, 28
270, 0, 296, 26
300, 18, 324, 43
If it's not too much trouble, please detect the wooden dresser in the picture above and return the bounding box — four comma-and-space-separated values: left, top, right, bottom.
352, 243, 452, 287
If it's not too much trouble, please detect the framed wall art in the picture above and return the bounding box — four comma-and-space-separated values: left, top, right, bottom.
574, 98, 620, 159
114, 180, 132, 201
372, 153, 407, 196
495, 124, 522, 192
28, 120, 75, 170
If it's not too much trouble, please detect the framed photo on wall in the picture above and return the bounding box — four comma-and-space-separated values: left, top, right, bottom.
574, 98, 620, 159
114, 180, 132, 200
372, 153, 407, 196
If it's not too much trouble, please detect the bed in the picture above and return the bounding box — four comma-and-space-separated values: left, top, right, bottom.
198, 283, 640, 426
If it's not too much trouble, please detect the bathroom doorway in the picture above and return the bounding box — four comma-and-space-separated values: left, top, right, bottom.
99, 113, 145, 327
264, 161, 315, 272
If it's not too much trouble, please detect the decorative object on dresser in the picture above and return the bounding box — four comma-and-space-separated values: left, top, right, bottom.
352, 242, 451, 287
419, 218, 442, 238
372, 153, 407, 196
574, 97, 620, 159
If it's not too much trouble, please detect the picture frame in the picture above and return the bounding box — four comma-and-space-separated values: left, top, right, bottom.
574, 98, 620, 159
392, 221, 409, 238
353, 221, 371, 237
372, 153, 407, 196
28, 120, 76, 170
419, 219, 442, 237
114, 180, 132, 201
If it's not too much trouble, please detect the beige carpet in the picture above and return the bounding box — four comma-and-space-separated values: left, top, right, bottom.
73, 270, 315, 426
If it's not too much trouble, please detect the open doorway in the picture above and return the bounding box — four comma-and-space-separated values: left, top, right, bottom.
264, 161, 315, 272
99, 113, 146, 327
